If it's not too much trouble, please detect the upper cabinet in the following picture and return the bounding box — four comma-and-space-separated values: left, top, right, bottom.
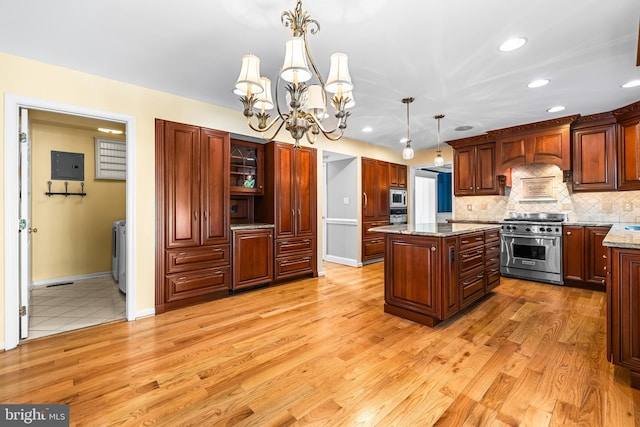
448, 135, 501, 196
493, 115, 576, 172
389, 162, 407, 188
362, 158, 390, 221
615, 103, 640, 191
571, 113, 617, 192
230, 139, 264, 195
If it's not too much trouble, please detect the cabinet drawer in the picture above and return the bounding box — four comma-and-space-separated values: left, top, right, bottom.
275, 255, 315, 280
460, 270, 485, 307
486, 262, 501, 290
485, 246, 501, 264
165, 267, 230, 302
460, 247, 484, 272
363, 237, 385, 258
364, 220, 390, 239
459, 232, 485, 249
166, 245, 230, 273
485, 229, 500, 243
275, 238, 314, 258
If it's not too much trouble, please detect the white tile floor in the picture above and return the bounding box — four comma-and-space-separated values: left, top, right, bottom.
28, 275, 126, 339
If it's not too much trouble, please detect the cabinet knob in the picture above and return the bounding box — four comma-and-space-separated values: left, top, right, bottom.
575, 181, 580, 185
604, 266, 607, 271
602, 254, 607, 259
469, 187, 473, 190
566, 231, 571, 235
431, 247, 436, 252
476, 187, 480, 190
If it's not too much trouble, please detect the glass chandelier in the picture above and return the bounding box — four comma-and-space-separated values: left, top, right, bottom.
434, 114, 445, 166
234, 0, 354, 148
402, 97, 415, 160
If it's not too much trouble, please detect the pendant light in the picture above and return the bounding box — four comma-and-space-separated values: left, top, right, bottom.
401, 97, 415, 160
434, 114, 445, 166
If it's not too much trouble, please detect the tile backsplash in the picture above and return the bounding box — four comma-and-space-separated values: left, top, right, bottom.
454, 163, 640, 223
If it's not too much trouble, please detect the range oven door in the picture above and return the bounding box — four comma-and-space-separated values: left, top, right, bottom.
500, 234, 563, 284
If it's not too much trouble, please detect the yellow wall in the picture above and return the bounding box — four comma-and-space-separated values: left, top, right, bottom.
30, 119, 126, 282
0, 52, 437, 344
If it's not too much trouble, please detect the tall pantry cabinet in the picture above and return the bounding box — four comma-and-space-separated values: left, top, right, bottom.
256, 142, 318, 281
155, 119, 230, 313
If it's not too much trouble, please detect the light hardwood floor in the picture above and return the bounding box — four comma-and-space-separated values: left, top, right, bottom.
1, 262, 639, 426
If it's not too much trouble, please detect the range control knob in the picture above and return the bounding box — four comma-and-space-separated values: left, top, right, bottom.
525, 227, 531, 232
547, 227, 552, 232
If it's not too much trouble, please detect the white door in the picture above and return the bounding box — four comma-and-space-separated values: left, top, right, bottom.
19, 107, 32, 339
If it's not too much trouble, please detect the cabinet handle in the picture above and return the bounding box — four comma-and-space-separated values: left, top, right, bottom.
178, 276, 187, 280
462, 280, 472, 286
602, 254, 607, 259
431, 247, 436, 252
213, 248, 222, 252
363, 192, 368, 208
204, 211, 208, 220
566, 231, 571, 236
476, 249, 484, 255
477, 274, 484, 279
461, 240, 469, 244
475, 237, 483, 241
213, 270, 222, 275
194, 211, 198, 221
303, 239, 310, 243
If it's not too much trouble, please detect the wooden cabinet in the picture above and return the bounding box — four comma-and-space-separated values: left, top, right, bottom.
362, 158, 390, 262
155, 119, 230, 313
571, 116, 617, 192
609, 247, 640, 389
563, 225, 611, 289
231, 228, 273, 291
256, 142, 317, 282
383, 228, 501, 327
452, 141, 499, 196
230, 139, 264, 195
494, 117, 575, 171
617, 114, 640, 191
389, 162, 407, 188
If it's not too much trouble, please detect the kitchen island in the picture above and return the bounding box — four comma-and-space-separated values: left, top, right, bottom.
370, 223, 501, 327
603, 224, 640, 389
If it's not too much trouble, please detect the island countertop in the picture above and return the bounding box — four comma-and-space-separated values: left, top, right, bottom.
369, 222, 500, 237
602, 224, 640, 249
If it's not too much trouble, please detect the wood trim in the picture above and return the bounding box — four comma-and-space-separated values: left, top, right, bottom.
445, 133, 492, 148
155, 119, 166, 313
572, 111, 616, 127
612, 100, 640, 120
487, 115, 579, 137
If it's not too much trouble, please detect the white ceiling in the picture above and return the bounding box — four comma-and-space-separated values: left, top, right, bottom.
1, 0, 639, 154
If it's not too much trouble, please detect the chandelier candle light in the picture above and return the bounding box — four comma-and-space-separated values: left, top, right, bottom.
234, 0, 354, 148
434, 114, 445, 166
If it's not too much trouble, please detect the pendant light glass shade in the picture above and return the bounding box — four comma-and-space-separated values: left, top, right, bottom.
281, 37, 312, 83
434, 151, 445, 166
402, 145, 414, 160
235, 54, 264, 96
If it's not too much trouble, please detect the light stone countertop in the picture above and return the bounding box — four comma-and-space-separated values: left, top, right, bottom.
369, 222, 500, 237
602, 224, 640, 249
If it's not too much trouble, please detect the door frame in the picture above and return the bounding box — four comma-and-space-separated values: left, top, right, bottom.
4, 93, 137, 350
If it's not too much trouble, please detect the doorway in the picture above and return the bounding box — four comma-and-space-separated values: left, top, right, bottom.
4, 94, 137, 350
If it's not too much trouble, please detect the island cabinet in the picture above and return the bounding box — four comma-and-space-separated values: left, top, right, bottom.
563, 225, 611, 289
362, 157, 390, 262
256, 142, 317, 282
155, 119, 230, 313
231, 228, 273, 292
609, 247, 640, 389
493, 115, 576, 172
383, 227, 501, 327
571, 114, 617, 192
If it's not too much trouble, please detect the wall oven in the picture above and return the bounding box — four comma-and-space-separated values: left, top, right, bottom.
500, 212, 567, 285
389, 188, 407, 208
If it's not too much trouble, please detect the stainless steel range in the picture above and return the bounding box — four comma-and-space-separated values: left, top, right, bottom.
500, 212, 568, 285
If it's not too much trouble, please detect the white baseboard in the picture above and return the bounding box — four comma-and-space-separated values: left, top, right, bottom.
32, 271, 112, 288
325, 255, 359, 267
135, 308, 155, 319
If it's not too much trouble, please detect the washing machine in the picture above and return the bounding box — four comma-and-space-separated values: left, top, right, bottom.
117, 220, 126, 293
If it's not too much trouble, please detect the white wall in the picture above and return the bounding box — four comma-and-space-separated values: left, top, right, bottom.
325, 156, 358, 266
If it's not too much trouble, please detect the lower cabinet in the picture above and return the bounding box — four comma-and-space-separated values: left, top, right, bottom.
609, 247, 640, 389
274, 237, 316, 282
563, 225, 611, 289
362, 220, 389, 262
232, 228, 273, 292
384, 229, 501, 327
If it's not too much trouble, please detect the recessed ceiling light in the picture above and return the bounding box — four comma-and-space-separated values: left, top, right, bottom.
362, 126, 373, 132
454, 126, 473, 131
498, 37, 527, 52
98, 128, 124, 134
528, 79, 549, 88
622, 80, 640, 88
546, 106, 565, 113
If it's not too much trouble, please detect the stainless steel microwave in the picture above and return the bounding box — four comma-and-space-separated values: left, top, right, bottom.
389, 188, 407, 208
